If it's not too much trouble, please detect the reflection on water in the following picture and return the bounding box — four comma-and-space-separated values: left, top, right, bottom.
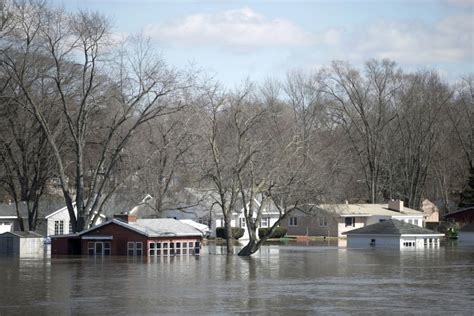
0, 241, 473, 315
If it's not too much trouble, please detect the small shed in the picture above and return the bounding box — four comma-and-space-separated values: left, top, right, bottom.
0, 231, 44, 256
343, 219, 444, 249
458, 223, 474, 243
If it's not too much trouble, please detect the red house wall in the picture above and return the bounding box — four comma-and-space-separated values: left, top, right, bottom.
80, 222, 148, 256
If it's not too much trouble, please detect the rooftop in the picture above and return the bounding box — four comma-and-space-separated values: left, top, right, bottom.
343, 219, 442, 235
318, 203, 423, 217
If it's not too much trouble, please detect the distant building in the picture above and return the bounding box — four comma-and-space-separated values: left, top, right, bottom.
343, 219, 444, 249
0, 231, 44, 256
421, 199, 440, 224
282, 200, 424, 238
51, 214, 204, 257
444, 206, 474, 226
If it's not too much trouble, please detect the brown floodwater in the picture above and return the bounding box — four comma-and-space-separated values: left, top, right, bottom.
0, 240, 473, 315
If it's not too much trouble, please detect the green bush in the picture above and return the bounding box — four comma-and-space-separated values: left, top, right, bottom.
215, 227, 245, 240
258, 227, 287, 239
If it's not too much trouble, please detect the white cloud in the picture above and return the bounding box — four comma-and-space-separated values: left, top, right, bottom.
324, 15, 474, 65
144, 7, 313, 50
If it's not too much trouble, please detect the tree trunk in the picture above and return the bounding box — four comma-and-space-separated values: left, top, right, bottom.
224, 212, 234, 255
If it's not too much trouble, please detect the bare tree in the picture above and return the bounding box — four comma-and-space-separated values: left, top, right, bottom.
0, 2, 192, 231
324, 59, 402, 203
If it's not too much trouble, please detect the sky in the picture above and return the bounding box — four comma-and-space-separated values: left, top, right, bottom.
52, 0, 474, 87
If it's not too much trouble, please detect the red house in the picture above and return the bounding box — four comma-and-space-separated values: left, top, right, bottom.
445, 206, 474, 227
51, 214, 203, 257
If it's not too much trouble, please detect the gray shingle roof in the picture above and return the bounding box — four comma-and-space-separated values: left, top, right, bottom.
130, 219, 204, 237
343, 219, 441, 235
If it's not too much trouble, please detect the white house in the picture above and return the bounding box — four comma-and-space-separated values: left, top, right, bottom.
45, 204, 106, 236
283, 200, 425, 238
458, 223, 474, 243
344, 219, 444, 249
211, 197, 281, 240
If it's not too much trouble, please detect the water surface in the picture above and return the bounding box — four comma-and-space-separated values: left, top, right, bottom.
1, 241, 473, 315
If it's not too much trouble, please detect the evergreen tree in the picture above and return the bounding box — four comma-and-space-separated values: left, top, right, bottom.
459, 168, 474, 208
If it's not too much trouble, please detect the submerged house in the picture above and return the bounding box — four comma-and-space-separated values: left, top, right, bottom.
283, 200, 424, 238
51, 214, 204, 257
0, 231, 44, 256
344, 219, 444, 249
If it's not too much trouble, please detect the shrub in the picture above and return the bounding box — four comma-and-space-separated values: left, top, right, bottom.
258, 227, 287, 239
215, 227, 245, 240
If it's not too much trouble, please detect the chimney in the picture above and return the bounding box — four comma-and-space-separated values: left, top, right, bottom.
114, 212, 137, 223
388, 200, 404, 212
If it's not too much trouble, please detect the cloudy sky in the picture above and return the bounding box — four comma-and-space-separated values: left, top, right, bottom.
54, 0, 473, 87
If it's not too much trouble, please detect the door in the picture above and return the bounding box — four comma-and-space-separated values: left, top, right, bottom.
95, 242, 103, 255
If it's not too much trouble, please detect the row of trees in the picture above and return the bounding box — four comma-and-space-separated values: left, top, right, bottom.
0, 1, 472, 256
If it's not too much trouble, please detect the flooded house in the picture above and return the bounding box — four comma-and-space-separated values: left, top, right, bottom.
51, 214, 204, 257
282, 200, 424, 238
343, 219, 444, 248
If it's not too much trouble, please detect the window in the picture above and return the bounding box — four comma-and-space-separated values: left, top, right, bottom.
370, 239, 376, 247
408, 219, 413, 224
289, 217, 298, 227
163, 242, 168, 256
104, 242, 111, 256
54, 220, 64, 235
127, 242, 143, 256
379, 219, 386, 223
149, 243, 155, 256
414, 219, 418, 226
170, 243, 175, 256
319, 216, 328, 227
345, 217, 355, 227
176, 242, 181, 256
194, 241, 200, 255
68, 221, 72, 234
88, 241, 111, 256
261, 217, 269, 228
240, 217, 246, 228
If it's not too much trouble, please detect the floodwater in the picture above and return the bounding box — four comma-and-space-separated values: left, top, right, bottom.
0, 241, 473, 315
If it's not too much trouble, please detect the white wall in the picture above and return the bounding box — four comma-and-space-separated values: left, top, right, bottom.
19, 238, 44, 257
347, 235, 400, 248
337, 217, 365, 237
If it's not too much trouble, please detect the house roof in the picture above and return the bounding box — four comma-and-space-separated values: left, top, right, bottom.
44, 203, 106, 219
343, 219, 442, 236
459, 223, 474, 232
76, 218, 204, 238
0, 231, 44, 238
445, 206, 474, 218
0, 201, 64, 219
318, 203, 423, 217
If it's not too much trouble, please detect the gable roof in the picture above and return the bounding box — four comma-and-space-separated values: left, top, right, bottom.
0, 231, 43, 238
343, 219, 443, 236
445, 206, 474, 218
45, 203, 107, 219
77, 218, 204, 238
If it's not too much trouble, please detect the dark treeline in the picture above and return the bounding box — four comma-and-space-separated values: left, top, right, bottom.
0, 1, 472, 255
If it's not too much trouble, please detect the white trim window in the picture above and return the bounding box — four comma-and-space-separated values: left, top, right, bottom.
54, 220, 64, 235
289, 217, 298, 227
239, 217, 246, 228
345, 217, 355, 227
260, 217, 269, 228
